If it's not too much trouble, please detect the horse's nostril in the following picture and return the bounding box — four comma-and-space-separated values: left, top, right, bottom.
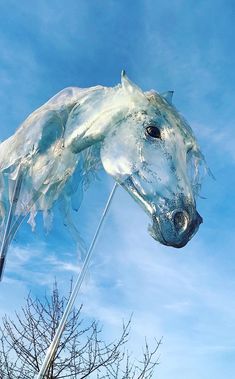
173, 211, 189, 233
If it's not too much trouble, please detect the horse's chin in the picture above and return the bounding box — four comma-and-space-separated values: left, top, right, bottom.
148, 225, 190, 248
148, 221, 167, 245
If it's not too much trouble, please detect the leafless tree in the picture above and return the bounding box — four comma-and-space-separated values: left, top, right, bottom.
0, 281, 161, 378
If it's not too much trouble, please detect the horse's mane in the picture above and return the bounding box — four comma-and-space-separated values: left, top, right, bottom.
0, 86, 105, 251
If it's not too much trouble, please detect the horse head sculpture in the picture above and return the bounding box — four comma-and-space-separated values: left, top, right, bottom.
0, 71, 206, 254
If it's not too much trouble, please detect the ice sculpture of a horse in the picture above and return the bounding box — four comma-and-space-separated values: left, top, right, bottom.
0, 72, 206, 273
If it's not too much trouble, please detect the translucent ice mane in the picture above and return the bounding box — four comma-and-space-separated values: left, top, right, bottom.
0, 87, 105, 239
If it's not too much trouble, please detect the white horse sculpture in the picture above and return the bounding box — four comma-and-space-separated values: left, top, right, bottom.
0, 71, 206, 269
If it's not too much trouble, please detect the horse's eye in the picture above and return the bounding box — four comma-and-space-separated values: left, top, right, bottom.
145, 125, 161, 139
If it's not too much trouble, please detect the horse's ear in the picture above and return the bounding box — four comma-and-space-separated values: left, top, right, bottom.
161, 91, 174, 105
121, 70, 148, 104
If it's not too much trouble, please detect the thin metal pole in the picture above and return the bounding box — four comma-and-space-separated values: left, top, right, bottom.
0, 165, 24, 280
36, 182, 118, 379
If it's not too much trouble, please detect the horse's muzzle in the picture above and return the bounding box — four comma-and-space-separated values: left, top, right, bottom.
149, 209, 203, 248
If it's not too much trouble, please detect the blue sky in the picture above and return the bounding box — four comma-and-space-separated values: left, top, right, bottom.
0, 1, 235, 378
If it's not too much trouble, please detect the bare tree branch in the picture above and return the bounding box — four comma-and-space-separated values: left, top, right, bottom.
0, 280, 161, 378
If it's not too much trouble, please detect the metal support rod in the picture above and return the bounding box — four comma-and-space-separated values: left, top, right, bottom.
0, 165, 24, 280
36, 182, 118, 379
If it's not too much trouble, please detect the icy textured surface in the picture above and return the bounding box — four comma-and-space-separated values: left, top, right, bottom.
0, 73, 207, 248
